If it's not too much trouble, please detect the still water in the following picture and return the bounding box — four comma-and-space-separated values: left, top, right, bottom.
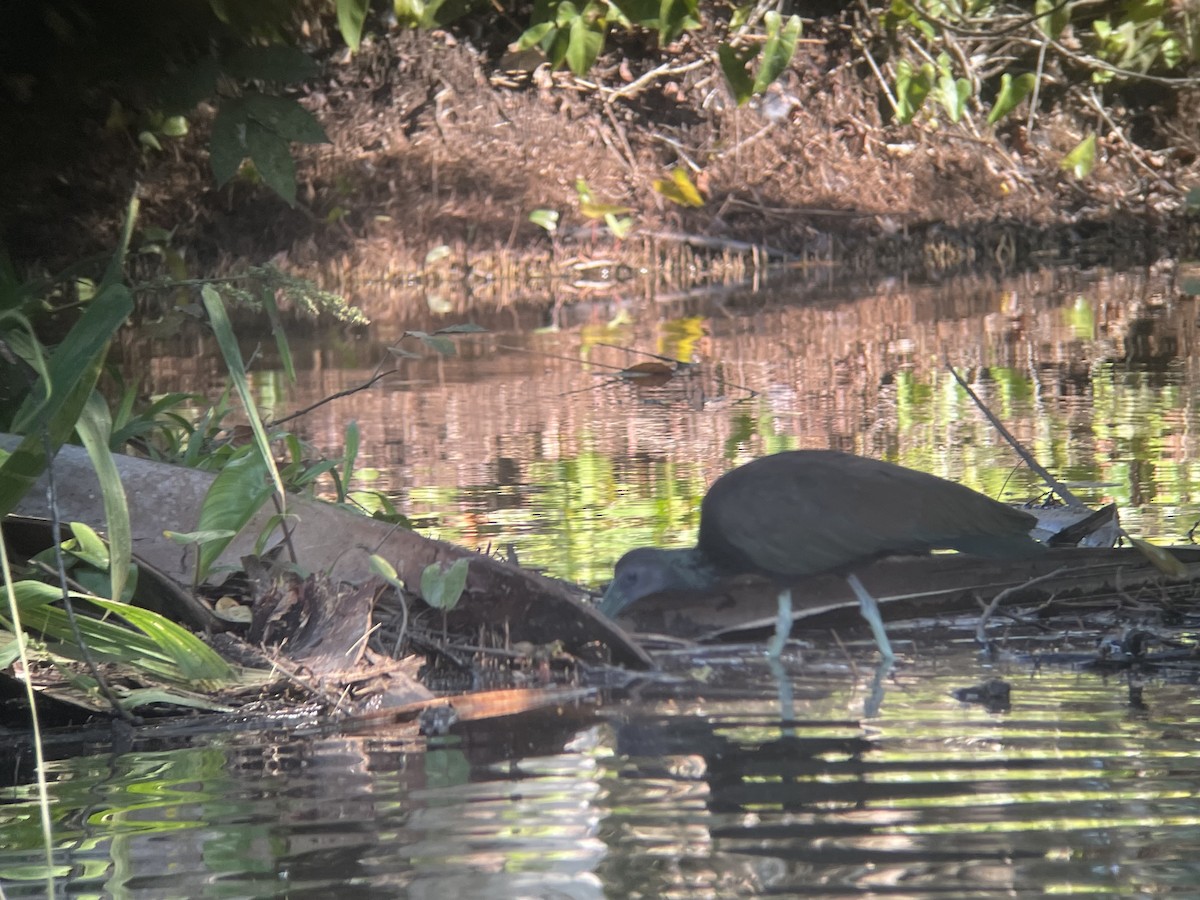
4, 267, 1200, 897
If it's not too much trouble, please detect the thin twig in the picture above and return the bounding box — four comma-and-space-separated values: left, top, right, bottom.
976, 567, 1069, 644
602, 57, 710, 105
945, 359, 1084, 507
268, 368, 402, 428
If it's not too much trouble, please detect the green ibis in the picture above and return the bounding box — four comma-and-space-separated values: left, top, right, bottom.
600, 450, 1044, 659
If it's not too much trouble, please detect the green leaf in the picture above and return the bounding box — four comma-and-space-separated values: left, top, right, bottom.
8, 583, 233, 683
66, 521, 110, 570
604, 213, 634, 239
260, 289, 296, 383
937, 73, 971, 123
652, 167, 705, 207
84, 596, 235, 682
0, 284, 132, 520
369, 553, 403, 589
242, 92, 329, 144
210, 98, 248, 187
517, 21, 556, 51
895, 59, 935, 124
1035, 0, 1071, 39
245, 119, 297, 205
566, 13, 605, 75
987, 72, 1037, 125
420, 558, 470, 610
718, 43, 756, 105
201, 285, 286, 531
420, 333, 456, 355
337, 0, 370, 51
432, 323, 487, 334
159, 56, 222, 114
191, 447, 274, 584
753, 12, 802, 96
164, 529, 238, 546
160, 116, 189, 138
1061, 133, 1097, 178
76, 391, 132, 602
223, 45, 320, 83
529, 208, 560, 232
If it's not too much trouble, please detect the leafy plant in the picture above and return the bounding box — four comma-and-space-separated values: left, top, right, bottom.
894, 59, 935, 125
1061, 134, 1098, 178
518, 0, 699, 76
209, 92, 329, 207
574, 178, 634, 238
420, 558, 470, 611
718, 11, 802, 105
987, 72, 1037, 125
652, 168, 705, 207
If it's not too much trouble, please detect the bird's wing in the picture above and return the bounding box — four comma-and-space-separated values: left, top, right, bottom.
699, 452, 1036, 578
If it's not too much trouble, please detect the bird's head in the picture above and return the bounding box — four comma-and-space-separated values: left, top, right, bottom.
599, 547, 713, 618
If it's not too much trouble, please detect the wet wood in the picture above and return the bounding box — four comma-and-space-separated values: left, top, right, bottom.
1, 435, 652, 670
612, 546, 1200, 642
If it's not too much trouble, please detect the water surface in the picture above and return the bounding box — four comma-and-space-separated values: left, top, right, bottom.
5, 267, 1198, 897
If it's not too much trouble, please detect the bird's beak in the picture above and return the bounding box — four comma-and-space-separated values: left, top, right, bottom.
598, 583, 627, 618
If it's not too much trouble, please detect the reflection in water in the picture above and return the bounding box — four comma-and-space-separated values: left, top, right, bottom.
12, 269, 1191, 896
3, 649, 1200, 896
115, 269, 1200, 591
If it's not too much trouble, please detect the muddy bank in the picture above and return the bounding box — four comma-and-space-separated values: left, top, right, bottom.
4, 10, 1199, 293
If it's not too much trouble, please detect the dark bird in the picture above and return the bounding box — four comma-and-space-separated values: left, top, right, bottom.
600, 450, 1045, 659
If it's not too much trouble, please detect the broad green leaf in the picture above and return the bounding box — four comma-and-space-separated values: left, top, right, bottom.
529, 208, 560, 232
895, 59, 935, 123
76, 391, 132, 602
242, 92, 329, 144
517, 21, 556, 51
84, 597, 234, 682
1061, 134, 1097, 178
433, 323, 487, 334
1035, 0, 1071, 39
652, 167, 705, 206
192, 447, 274, 584
336, 0, 370, 52
418, 332, 456, 355
0, 284, 132, 520
718, 43, 756, 105
159, 56, 222, 114
369, 554, 403, 589
223, 45, 320, 83
566, 14, 605, 75
753, 12, 802, 95
987, 72, 1037, 125
420, 558, 470, 610
210, 98, 248, 187
244, 119, 297, 205
342, 420, 360, 485
936, 72, 971, 123
64, 521, 110, 570
160, 116, 189, 137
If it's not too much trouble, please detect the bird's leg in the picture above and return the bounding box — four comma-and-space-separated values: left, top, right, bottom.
845, 573, 895, 661
766, 588, 793, 659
